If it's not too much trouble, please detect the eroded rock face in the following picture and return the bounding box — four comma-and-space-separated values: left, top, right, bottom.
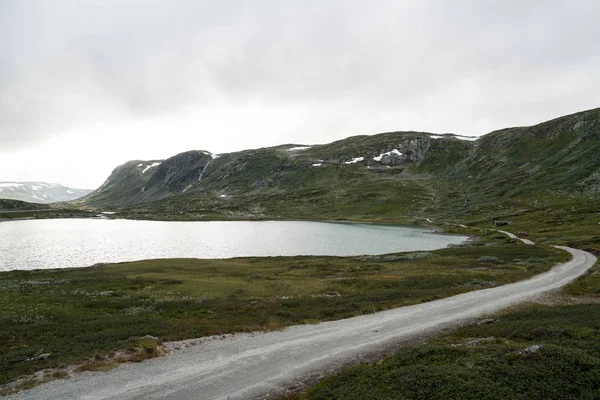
370, 138, 431, 166
378, 153, 400, 166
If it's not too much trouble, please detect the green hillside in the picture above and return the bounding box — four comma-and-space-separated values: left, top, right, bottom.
441, 108, 600, 215
74, 108, 599, 231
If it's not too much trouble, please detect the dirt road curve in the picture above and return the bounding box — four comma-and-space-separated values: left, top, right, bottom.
496, 230, 536, 245
7, 246, 596, 400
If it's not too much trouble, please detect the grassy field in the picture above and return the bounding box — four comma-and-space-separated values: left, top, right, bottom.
287, 246, 600, 400
0, 234, 567, 389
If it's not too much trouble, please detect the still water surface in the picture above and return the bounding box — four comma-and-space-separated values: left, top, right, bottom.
0, 219, 468, 271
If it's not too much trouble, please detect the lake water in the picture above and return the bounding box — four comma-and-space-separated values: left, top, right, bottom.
0, 219, 468, 271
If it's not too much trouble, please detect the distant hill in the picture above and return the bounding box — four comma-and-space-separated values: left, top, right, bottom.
0, 182, 92, 204
0, 198, 50, 211
76, 108, 600, 221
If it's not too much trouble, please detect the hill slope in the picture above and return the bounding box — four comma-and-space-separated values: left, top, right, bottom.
76, 108, 600, 222
444, 108, 600, 212
0, 199, 49, 211
77, 151, 214, 207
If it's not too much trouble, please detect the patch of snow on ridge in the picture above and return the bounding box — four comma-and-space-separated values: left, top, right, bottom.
287, 146, 311, 151
0, 183, 24, 188
203, 151, 220, 159
312, 163, 322, 167
373, 149, 402, 162
429, 134, 479, 141
454, 135, 479, 141
142, 162, 161, 174
344, 157, 364, 164
138, 163, 143, 167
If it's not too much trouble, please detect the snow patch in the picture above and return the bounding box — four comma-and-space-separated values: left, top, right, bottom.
203, 151, 220, 159
138, 163, 143, 167
66, 190, 74, 194
373, 149, 402, 162
344, 157, 364, 164
287, 146, 311, 152
219, 194, 227, 198
312, 163, 322, 167
454, 135, 479, 141
0, 183, 24, 188
142, 162, 161, 174
429, 134, 479, 141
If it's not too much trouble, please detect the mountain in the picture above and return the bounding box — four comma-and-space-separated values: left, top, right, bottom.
76, 108, 600, 222
77, 151, 215, 207
0, 182, 93, 204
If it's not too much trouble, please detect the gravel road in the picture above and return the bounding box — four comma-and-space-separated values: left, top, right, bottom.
6, 246, 596, 400
496, 229, 536, 245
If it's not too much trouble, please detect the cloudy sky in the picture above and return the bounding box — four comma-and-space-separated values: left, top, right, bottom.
1, 0, 599, 189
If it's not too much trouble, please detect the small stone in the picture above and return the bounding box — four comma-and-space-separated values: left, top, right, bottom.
26, 353, 52, 362
519, 344, 542, 355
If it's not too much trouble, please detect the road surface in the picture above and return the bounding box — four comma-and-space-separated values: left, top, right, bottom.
497, 229, 536, 245
6, 246, 596, 400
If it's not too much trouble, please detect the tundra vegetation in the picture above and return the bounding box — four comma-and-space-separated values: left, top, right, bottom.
0, 235, 567, 392
287, 259, 600, 400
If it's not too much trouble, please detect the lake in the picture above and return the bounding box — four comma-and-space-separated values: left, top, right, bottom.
0, 219, 468, 271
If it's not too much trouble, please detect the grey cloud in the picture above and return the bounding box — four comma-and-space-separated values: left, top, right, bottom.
0, 0, 599, 149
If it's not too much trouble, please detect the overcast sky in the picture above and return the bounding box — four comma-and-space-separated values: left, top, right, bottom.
1, 0, 599, 189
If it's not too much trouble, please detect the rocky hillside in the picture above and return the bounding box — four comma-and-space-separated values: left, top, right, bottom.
77, 151, 215, 207
0, 182, 92, 204
76, 108, 600, 221
78, 132, 475, 212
